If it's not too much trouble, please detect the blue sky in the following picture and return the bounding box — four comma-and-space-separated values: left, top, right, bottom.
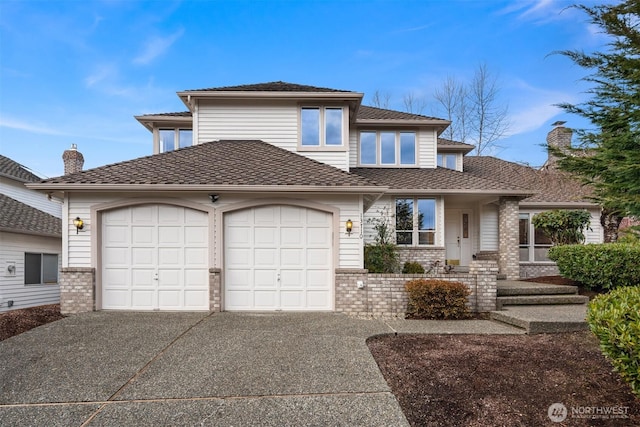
0, 0, 610, 178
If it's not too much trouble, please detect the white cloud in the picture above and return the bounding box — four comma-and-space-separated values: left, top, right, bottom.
0, 116, 67, 136
84, 64, 117, 87
133, 28, 184, 65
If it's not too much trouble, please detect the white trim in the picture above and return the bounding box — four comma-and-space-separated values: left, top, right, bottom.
297, 105, 348, 152
357, 130, 418, 167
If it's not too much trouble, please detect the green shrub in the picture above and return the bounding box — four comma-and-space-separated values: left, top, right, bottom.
532, 209, 591, 245
402, 261, 425, 274
405, 279, 471, 320
364, 244, 399, 273
587, 286, 640, 397
548, 243, 640, 290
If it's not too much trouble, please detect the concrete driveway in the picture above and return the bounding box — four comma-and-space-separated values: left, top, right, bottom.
0, 311, 521, 426
0, 312, 408, 426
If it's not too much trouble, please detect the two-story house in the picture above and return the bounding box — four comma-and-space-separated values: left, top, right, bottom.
1, 155, 62, 312
29, 82, 602, 314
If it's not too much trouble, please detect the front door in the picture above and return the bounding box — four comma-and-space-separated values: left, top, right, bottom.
445, 209, 472, 266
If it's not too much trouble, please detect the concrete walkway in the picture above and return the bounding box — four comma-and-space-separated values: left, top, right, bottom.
0, 312, 523, 426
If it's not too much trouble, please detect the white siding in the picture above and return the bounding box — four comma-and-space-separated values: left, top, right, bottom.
0, 232, 61, 312
196, 100, 350, 171
1, 177, 62, 218
480, 204, 499, 251
67, 193, 363, 270
418, 129, 437, 169
348, 128, 358, 169
586, 208, 604, 243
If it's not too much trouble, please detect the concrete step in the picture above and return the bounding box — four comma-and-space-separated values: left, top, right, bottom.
490, 305, 589, 334
496, 294, 589, 309
497, 281, 579, 297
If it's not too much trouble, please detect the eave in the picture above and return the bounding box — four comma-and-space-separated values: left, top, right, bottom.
178, 91, 364, 110
0, 227, 61, 239
134, 114, 193, 132
355, 119, 450, 134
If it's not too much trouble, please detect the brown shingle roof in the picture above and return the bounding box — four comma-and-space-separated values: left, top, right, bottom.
357, 105, 448, 122
438, 138, 475, 150
0, 155, 41, 183
351, 167, 533, 195
40, 140, 378, 188
136, 111, 192, 118
464, 156, 594, 204
0, 194, 61, 237
184, 81, 355, 93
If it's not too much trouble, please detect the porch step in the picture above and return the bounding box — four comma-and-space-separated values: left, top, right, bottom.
497, 281, 579, 297
496, 294, 588, 310
490, 305, 589, 334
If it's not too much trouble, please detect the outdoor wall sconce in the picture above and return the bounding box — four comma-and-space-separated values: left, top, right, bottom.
73, 217, 84, 234
346, 219, 353, 236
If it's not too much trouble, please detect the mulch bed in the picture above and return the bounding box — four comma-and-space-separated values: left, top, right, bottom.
0, 304, 65, 341
368, 332, 639, 426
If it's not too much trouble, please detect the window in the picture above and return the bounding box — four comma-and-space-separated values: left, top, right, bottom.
24, 253, 58, 285
437, 153, 457, 170
396, 198, 436, 245
519, 213, 553, 262
300, 107, 344, 147
159, 128, 192, 152
360, 131, 416, 166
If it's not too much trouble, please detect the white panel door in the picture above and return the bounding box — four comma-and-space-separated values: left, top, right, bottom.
102, 205, 209, 311
224, 205, 332, 311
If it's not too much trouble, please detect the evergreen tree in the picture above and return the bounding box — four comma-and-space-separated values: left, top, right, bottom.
554, 1, 640, 219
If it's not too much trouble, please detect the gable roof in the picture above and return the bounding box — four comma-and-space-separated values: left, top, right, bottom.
0, 155, 41, 183
0, 194, 61, 237
31, 140, 381, 192
351, 167, 534, 196
464, 156, 595, 205
183, 81, 355, 93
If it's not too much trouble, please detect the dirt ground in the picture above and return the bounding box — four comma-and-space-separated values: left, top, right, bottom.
368, 332, 639, 427
0, 304, 64, 341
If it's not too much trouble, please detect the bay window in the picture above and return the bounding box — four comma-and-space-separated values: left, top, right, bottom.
360, 131, 416, 166
300, 107, 344, 147
396, 197, 436, 245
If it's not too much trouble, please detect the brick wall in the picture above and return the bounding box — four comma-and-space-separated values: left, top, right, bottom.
498, 197, 520, 280
520, 263, 560, 278
397, 247, 446, 269
59, 267, 95, 315
335, 260, 498, 317
209, 268, 222, 312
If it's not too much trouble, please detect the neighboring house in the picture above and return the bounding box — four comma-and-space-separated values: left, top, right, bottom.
0, 155, 62, 312
28, 82, 603, 314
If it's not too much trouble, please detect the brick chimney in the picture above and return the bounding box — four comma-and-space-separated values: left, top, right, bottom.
546, 121, 572, 169
62, 144, 84, 175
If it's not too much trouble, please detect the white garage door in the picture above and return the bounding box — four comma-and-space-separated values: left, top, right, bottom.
102, 204, 209, 310
224, 205, 332, 311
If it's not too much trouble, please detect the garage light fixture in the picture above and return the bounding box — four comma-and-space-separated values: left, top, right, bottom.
73, 217, 84, 234
346, 219, 353, 236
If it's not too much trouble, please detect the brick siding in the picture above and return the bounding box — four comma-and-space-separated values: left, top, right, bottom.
59, 267, 95, 315
520, 263, 560, 278
499, 197, 520, 280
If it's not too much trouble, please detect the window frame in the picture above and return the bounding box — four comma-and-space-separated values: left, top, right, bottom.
437, 153, 458, 170
395, 197, 437, 246
519, 213, 554, 263
157, 127, 193, 153
359, 130, 417, 166
24, 253, 59, 285
298, 106, 347, 151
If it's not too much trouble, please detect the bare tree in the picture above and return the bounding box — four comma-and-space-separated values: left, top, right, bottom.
468, 63, 510, 155
433, 75, 468, 142
432, 63, 510, 155
370, 90, 391, 109
402, 92, 427, 114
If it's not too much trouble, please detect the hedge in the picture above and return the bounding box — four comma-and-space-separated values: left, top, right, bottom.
548, 243, 640, 290
587, 286, 640, 397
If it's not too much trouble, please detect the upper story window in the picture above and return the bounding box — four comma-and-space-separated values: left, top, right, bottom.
519, 213, 553, 262
396, 197, 436, 245
437, 153, 457, 170
160, 128, 192, 152
300, 107, 344, 148
360, 131, 416, 166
